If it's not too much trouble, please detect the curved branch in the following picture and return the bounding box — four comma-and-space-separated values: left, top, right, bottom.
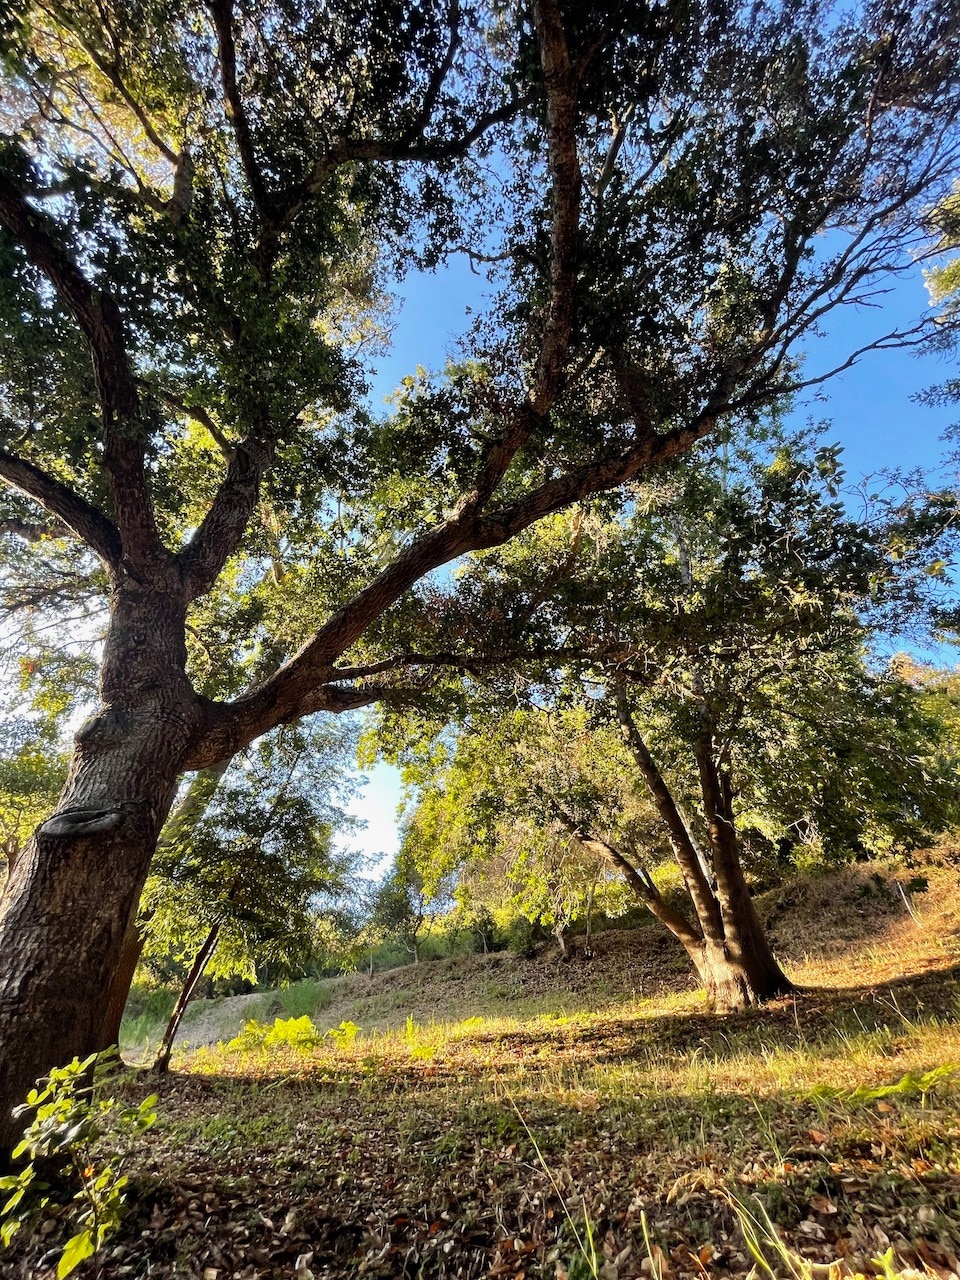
400, 0, 462, 147
293, 94, 528, 217
611, 678, 723, 941
554, 807, 704, 951
156, 389, 233, 460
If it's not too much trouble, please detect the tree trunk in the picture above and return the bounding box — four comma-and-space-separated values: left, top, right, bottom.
95, 760, 231, 1051
690, 935, 792, 1014
598, 683, 793, 1012
612, 682, 723, 938
153, 919, 222, 1074
98, 922, 147, 1051
573, 815, 790, 1010
0, 579, 201, 1158
690, 719, 793, 1009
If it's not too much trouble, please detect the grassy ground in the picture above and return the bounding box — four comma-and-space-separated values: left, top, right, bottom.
7, 859, 960, 1279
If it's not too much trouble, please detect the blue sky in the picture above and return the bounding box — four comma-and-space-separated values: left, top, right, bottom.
343, 254, 958, 870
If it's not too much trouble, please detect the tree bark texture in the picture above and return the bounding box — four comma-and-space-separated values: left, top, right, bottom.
0, 582, 200, 1155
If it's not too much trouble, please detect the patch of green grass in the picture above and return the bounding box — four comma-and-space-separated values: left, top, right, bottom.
276, 977, 335, 1019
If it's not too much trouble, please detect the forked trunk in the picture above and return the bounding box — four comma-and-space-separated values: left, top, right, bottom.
690, 721, 793, 1010
604, 681, 793, 1013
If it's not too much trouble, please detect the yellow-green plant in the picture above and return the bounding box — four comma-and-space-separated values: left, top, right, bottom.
0, 1051, 156, 1278
227, 1015, 323, 1053
328, 1020, 361, 1050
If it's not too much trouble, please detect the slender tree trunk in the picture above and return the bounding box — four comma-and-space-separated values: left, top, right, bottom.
98, 923, 147, 1051
612, 682, 723, 938
153, 919, 222, 1074
95, 760, 231, 1051
3, 838, 20, 881
0, 581, 201, 1157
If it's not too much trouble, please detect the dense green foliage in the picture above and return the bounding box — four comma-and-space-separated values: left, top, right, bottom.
370, 430, 959, 976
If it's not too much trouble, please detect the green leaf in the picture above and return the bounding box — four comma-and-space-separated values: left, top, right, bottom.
58, 1229, 96, 1278
1, 1217, 23, 1247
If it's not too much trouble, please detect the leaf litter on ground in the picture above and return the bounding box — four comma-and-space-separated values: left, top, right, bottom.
5, 860, 960, 1279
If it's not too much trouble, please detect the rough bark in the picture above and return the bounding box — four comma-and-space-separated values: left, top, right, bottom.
690, 936, 792, 1014
0, 580, 200, 1156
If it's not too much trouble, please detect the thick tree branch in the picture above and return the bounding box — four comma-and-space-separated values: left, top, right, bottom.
208, 0, 273, 224
179, 434, 276, 599
529, 0, 581, 412
0, 165, 162, 574
188, 680, 419, 767
189, 401, 725, 763
0, 449, 121, 565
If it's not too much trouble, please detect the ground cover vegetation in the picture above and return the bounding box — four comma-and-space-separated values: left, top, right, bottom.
2, 0, 960, 1160
3, 858, 960, 1279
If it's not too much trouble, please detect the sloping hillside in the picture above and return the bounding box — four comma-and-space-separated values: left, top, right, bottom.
160, 856, 960, 1052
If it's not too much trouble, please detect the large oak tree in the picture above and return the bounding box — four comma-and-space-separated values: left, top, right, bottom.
0, 0, 958, 1150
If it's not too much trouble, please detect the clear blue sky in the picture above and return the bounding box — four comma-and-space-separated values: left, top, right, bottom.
344, 254, 958, 869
